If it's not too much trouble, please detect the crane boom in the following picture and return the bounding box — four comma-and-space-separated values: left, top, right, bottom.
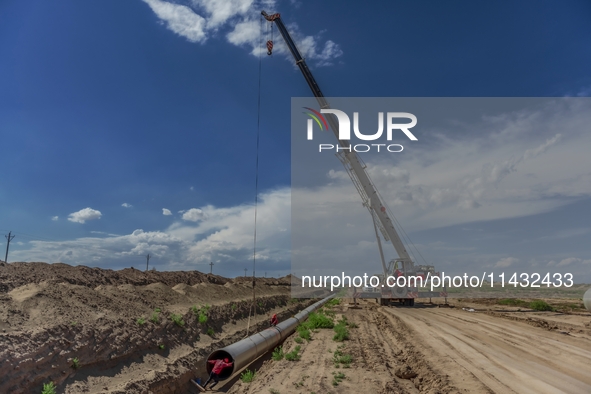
262, 11, 413, 274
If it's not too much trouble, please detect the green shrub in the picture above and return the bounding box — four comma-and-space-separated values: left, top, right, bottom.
155, 308, 161, 312
297, 325, 311, 341
332, 371, 345, 386
498, 298, 528, 307
325, 298, 341, 307
240, 369, 256, 383
231, 303, 237, 311
71, 357, 79, 369
136, 317, 146, 325
41, 382, 57, 394
199, 312, 208, 324
294, 337, 303, 344
333, 349, 352, 368
206, 327, 215, 337
304, 312, 334, 329
150, 310, 160, 324
170, 314, 185, 327
272, 346, 284, 361
285, 345, 301, 361
333, 323, 349, 342
530, 300, 553, 311
159, 344, 165, 350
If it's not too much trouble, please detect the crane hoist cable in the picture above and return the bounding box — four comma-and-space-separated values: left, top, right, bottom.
245, 14, 265, 337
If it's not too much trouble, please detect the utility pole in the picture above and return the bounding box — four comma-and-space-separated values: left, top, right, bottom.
146, 254, 150, 271
244, 268, 247, 277
265, 272, 267, 278
209, 261, 214, 274
4, 231, 15, 264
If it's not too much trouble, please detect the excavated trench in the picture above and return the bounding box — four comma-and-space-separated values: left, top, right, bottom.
2, 294, 313, 394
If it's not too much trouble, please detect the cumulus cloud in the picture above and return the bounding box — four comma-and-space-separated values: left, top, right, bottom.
309, 99, 591, 232
67, 208, 102, 224
142, 0, 343, 66
557, 257, 591, 267
121, 203, 132, 208
494, 257, 518, 268
162, 208, 172, 216
143, 0, 207, 43
182, 208, 206, 222
12, 190, 292, 275
51, 216, 59, 221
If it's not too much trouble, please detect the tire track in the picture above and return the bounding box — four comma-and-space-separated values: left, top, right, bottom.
386, 305, 591, 394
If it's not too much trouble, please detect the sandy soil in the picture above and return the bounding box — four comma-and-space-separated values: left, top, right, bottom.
3, 263, 591, 394
0, 262, 308, 393
227, 299, 591, 394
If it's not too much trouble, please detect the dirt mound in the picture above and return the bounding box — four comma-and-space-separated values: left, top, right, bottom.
0, 261, 302, 393
0, 262, 229, 293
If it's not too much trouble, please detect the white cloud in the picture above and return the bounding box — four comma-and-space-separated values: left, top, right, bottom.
51, 216, 59, 221
557, 257, 591, 267
494, 257, 518, 268
142, 0, 343, 67
162, 208, 172, 216
182, 208, 206, 222
121, 203, 132, 208
67, 208, 102, 224
143, 0, 208, 43
12, 190, 292, 274
191, 0, 254, 28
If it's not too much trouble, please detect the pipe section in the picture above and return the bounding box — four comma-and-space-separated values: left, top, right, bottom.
206, 294, 335, 379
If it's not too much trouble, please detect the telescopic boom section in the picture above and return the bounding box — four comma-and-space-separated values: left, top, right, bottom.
262, 11, 413, 271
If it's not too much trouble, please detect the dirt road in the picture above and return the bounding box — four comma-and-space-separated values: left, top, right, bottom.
229, 300, 591, 394
386, 305, 591, 394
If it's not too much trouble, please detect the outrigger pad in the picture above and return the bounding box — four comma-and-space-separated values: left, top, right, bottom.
191, 379, 206, 392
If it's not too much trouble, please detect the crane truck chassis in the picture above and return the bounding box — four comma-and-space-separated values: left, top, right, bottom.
263, 11, 447, 306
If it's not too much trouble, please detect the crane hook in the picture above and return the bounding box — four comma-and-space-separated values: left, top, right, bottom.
266, 40, 273, 55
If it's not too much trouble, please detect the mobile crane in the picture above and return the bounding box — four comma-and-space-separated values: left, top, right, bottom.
262, 11, 445, 306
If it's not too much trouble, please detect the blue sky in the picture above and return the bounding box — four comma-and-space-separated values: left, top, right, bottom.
1, 0, 590, 280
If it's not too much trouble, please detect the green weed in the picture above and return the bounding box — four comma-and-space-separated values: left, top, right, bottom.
333, 323, 349, 342
136, 317, 146, 325
498, 298, 528, 307
333, 348, 352, 368
240, 369, 255, 383
530, 300, 554, 311
71, 357, 79, 369
284, 345, 301, 361
303, 312, 334, 329
150, 310, 160, 324
325, 298, 341, 307
297, 325, 312, 341
170, 313, 185, 327
332, 371, 345, 386
41, 382, 56, 394
272, 346, 284, 361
